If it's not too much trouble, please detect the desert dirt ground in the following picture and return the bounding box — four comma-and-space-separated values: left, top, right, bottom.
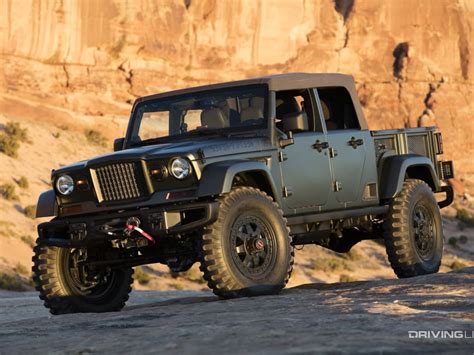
0, 268, 472, 354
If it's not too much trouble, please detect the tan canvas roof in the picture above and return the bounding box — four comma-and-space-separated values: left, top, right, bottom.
138, 73, 367, 129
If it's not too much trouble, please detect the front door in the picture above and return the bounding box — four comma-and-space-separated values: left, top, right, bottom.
280, 131, 332, 212
276, 89, 332, 213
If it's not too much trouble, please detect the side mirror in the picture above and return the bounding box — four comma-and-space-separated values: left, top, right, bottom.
279, 112, 308, 148
279, 131, 294, 148
114, 137, 125, 152
281, 111, 308, 132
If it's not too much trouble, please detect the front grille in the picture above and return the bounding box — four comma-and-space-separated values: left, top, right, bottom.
92, 162, 146, 202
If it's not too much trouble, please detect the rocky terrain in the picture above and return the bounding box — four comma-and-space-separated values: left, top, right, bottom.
0, 0, 473, 292
0, 268, 473, 354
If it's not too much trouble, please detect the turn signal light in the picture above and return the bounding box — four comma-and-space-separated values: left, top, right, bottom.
62, 204, 82, 215
166, 189, 196, 200
76, 179, 89, 191
150, 166, 168, 181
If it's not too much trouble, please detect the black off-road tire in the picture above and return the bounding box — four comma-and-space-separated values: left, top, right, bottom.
32, 243, 133, 315
384, 179, 443, 278
200, 187, 294, 298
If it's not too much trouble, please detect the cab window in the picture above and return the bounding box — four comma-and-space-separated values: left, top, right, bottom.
317, 87, 359, 130
275, 89, 320, 133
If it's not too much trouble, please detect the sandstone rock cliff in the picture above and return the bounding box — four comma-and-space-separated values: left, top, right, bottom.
0, 0, 473, 177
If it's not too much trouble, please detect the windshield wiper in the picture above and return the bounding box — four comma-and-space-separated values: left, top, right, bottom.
131, 129, 225, 147
131, 136, 172, 147
178, 128, 231, 138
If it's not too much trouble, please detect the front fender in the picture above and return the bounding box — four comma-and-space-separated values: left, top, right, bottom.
379, 154, 440, 199
197, 160, 280, 204
36, 190, 57, 218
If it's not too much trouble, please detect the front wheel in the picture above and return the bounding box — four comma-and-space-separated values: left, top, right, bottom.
384, 179, 443, 278
200, 187, 294, 298
32, 244, 133, 314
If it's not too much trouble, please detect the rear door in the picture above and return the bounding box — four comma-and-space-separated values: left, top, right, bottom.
315, 87, 378, 208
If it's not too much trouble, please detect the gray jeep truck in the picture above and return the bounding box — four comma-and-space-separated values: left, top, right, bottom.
33, 73, 454, 314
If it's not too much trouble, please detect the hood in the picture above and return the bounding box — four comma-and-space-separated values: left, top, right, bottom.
53, 137, 273, 174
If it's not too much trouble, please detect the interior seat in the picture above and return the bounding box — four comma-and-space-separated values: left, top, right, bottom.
275, 97, 302, 131
276, 98, 300, 118
240, 97, 264, 125
320, 99, 338, 130
200, 107, 228, 129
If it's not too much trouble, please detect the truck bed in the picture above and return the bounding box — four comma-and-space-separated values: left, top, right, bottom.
371, 126, 446, 180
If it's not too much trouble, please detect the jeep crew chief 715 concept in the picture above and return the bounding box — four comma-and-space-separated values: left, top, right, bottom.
33, 73, 454, 314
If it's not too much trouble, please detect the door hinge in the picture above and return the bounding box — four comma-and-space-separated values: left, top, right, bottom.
278, 151, 288, 162
333, 181, 342, 192
197, 148, 206, 163
282, 186, 293, 198
328, 147, 338, 158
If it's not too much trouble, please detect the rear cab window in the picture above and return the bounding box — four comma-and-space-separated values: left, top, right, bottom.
317, 87, 360, 131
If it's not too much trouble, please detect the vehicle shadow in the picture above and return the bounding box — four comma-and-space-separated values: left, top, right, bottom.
123, 280, 371, 313
122, 267, 473, 318
124, 295, 219, 312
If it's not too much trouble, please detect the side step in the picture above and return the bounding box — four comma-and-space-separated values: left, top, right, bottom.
286, 206, 389, 226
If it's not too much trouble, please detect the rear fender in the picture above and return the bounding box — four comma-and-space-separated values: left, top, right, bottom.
379, 154, 440, 199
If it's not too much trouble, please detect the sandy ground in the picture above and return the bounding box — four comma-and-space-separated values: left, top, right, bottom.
0, 268, 472, 354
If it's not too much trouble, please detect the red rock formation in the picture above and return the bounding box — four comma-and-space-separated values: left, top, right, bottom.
0, 0, 472, 177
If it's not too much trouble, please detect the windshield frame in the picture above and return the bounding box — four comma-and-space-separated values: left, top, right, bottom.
125, 84, 271, 148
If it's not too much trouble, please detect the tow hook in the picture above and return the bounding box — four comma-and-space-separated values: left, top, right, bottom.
125, 217, 155, 244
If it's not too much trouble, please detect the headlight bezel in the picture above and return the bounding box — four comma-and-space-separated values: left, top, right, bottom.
169, 157, 191, 180
55, 175, 75, 195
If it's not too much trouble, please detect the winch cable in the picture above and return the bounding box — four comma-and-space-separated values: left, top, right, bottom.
125, 224, 155, 244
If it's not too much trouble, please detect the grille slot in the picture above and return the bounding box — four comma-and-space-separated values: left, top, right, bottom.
92, 162, 145, 202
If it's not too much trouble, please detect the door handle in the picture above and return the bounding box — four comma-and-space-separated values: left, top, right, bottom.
348, 137, 364, 149
312, 140, 329, 152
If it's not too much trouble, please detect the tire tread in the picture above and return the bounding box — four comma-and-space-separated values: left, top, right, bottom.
199, 187, 294, 298
384, 179, 442, 278
32, 242, 133, 315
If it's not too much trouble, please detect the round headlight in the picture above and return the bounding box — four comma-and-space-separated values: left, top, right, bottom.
56, 175, 74, 195
170, 158, 191, 179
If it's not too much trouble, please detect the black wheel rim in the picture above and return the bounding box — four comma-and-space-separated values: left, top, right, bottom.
230, 214, 276, 280
412, 203, 436, 261
60, 248, 116, 302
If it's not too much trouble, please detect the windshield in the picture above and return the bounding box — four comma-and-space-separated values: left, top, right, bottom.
129, 85, 268, 145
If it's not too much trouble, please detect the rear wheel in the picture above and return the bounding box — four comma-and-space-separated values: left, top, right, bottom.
384, 179, 443, 278
200, 187, 294, 298
32, 244, 133, 314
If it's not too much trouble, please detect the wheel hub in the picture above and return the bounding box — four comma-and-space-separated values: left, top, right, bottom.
62, 248, 115, 298
412, 204, 436, 260
254, 238, 265, 250
230, 215, 275, 278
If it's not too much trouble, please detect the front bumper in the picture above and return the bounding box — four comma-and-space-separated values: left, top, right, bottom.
38, 201, 219, 248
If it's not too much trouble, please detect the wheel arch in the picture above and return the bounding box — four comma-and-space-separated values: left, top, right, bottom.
36, 189, 57, 218
197, 160, 281, 205
379, 154, 440, 200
